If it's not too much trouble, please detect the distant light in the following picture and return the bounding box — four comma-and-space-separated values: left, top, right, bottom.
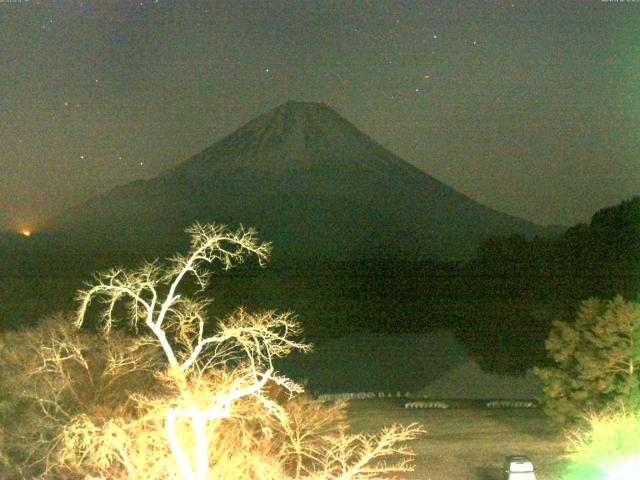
20, 230, 31, 237
605, 459, 640, 480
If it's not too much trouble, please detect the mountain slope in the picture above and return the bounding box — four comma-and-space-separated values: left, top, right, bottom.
49, 101, 558, 260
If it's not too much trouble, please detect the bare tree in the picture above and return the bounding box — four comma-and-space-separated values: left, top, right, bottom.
75, 223, 311, 479
2, 222, 423, 479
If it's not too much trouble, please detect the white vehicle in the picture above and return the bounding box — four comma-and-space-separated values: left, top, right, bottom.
504, 455, 536, 480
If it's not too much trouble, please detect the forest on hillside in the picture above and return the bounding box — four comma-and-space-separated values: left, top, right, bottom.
456, 196, 639, 372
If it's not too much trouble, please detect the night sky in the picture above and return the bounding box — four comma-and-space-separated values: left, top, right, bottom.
1, 0, 638, 233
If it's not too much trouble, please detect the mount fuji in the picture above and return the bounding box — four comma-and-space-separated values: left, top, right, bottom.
49, 101, 558, 261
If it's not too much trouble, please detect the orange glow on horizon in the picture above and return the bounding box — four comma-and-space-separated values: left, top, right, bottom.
20, 229, 31, 237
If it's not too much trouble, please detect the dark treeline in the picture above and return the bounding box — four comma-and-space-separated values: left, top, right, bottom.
456, 196, 640, 373
0, 197, 638, 375
471, 196, 639, 300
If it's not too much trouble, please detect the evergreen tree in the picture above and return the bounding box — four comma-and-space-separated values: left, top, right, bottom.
534, 296, 640, 425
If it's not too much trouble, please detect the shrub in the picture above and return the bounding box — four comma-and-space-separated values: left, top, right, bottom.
0, 312, 164, 478
561, 406, 640, 480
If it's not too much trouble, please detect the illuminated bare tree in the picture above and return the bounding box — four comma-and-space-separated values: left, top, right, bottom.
33, 221, 425, 480
74, 223, 311, 479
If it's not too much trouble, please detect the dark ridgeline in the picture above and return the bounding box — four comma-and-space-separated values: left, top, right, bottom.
46, 101, 559, 262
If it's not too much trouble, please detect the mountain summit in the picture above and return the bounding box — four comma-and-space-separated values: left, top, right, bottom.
166, 101, 419, 177
51, 101, 558, 260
